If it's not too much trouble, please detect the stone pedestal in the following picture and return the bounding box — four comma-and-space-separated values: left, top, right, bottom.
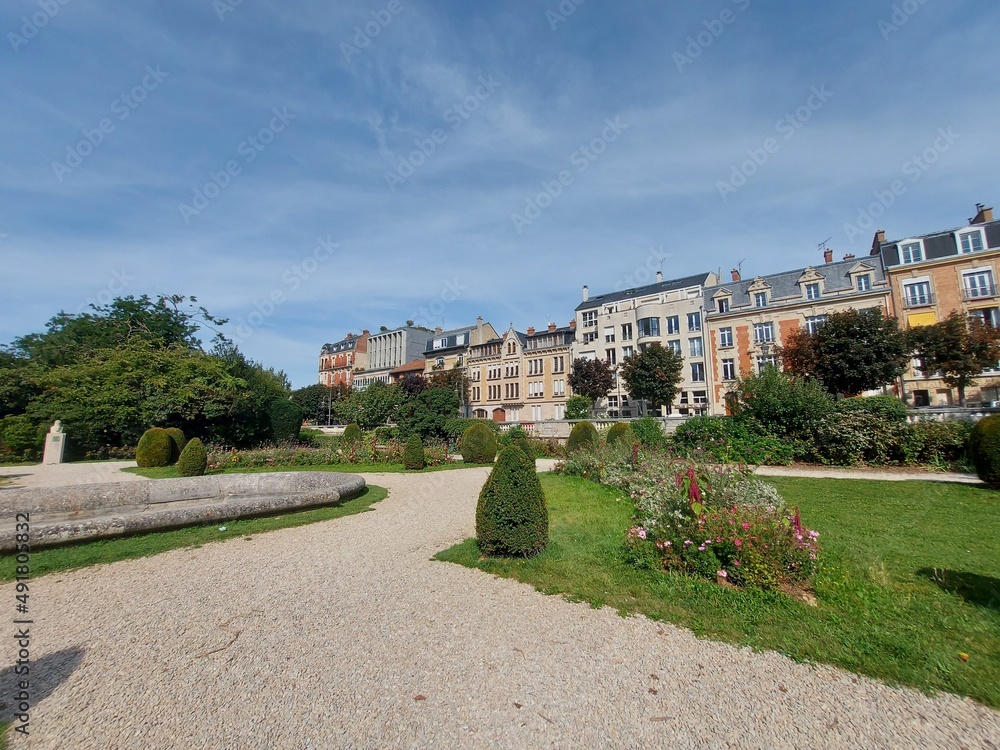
42, 421, 66, 465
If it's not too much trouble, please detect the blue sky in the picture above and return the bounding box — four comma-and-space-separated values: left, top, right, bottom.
2, 0, 998, 387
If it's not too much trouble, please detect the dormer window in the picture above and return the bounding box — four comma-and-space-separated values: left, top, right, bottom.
857, 274, 871, 292
959, 229, 985, 254
717, 298, 730, 314
900, 241, 924, 264
754, 292, 768, 308
805, 283, 821, 300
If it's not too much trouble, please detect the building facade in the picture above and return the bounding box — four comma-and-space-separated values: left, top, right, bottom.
467, 325, 526, 422
703, 250, 893, 414
572, 272, 719, 417
871, 204, 1000, 406
352, 326, 434, 390
422, 318, 499, 377
318, 331, 368, 387
522, 323, 575, 422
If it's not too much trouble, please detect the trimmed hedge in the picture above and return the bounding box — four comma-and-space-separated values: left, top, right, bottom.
476, 445, 548, 557
835, 396, 909, 423
403, 434, 425, 470
164, 427, 187, 464
136, 428, 173, 468
341, 423, 363, 446
269, 399, 303, 443
969, 415, 1000, 487
606, 422, 636, 448
177, 438, 208, 477
567, 421, 599, 453
461, 423, 498, 464
631, 416, 665, 448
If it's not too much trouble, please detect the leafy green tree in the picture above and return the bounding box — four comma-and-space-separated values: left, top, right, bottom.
727, 367, 832, 443
396, 387, 460, 440
619, 343, 684, 412
292, 383, 349, 424
909, 311, 1000, 406
778, 308, 909, 396
568, 358, 614, 410
336, 381, 404, 430
428, 365, 470, 413
399, 373, 428, 398
565, 395, 591, 420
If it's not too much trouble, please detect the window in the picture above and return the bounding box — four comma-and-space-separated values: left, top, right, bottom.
754, 292, 768, 308
901, 241, 923, 264
691, 362, 705, 382
689, 337, 703, 357
622, 345, 634, 359
607, 396, 619, 408
667, 340, 682, 355
472, 386, 481, 401
722, 358, 736, 381
856, 274, 872, 292
903, 281, 932, 307
583, 332, 598, 344
753, 322, 774, 343
455, 334, 465, 345
553, 356, 565, 373
971, 307, 1000, 328
687, 312, 702, 332
621, 323, 633, 341
666, 316, 680, 335
528, 381, 544, 398
554, 404, 565, 420
531, 405, 542, 421
638, 317, 661, 338
604, 326, 615, 343
717, 298, 730, 314
488, 366, 501, 380
553, 379, 566, 396
757, 355, 777, 373
435, 357, 445, 368
433, 338, 445, 350
509, 408, 520, 422
805, 315, 827, 335
606, 348, 617, 365
504, 363, 519, 378
805, 283, 820, 300
693, 391, 708, 406
582, 311, 598, 328
963, 270, 995, 299
719, 327, 733, 348
960, 230, 985, 254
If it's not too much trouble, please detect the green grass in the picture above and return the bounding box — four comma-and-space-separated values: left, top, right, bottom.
436, 474, 1000, 707
0, 485, 387, 583
124, 462, 483, 479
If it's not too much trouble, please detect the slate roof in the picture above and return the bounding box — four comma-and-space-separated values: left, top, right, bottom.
576, 272, 716, 312
424, 325, 477, 355
321, 336, 358, 355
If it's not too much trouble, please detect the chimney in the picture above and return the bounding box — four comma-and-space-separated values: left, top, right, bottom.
346, 333, 353, 340
731, 269, 741, 282
361, 329, 370, 336
823, 248, 834, 264
548, 322, 557, 332
582, 285, 589, 302
656, 271, 663, 283
972, 204, 994, 224
434, 326, 443, 334
527, 326, 536, 335
569, 320, 577, 329
843, 253, 855, 261
871, 230, 886, 254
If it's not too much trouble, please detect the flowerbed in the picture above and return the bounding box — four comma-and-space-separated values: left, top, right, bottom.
206, 438, 452, 471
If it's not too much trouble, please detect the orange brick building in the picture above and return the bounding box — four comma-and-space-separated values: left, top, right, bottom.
318, 331, 368, 388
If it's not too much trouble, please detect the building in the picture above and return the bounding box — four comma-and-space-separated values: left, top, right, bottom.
422, 318, 499, 376
522, 322, 575, 421
467, 325, 526, 422
389, 360, 426, 384
573, 271, 719, 417
352, 326, 434, 390
318, 331, 368, 388
870, 204, 1000, 406
703, 250, 893, 414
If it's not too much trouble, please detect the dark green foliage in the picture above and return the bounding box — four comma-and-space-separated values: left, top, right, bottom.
396, 387, 460, 440
403, 434, 425, 470
164, 427, 187, 463
500, 426, 535, 460
670, 416, 794, 465
631, 416, 665, 448
177, 437, 208, 477
836, 396, 909, 422
568, 358, 615, 403
461, 423, 498, 464
567, 421, 599, 453
565, 395, 591, 420
341, 424, 362, 446
969, 415, 1000, 487
136, 427, 173, 468
476, 446, 548, 558
606, 422, 636, 448
373, 426, 397, 443
619, 342, 685, 410
335, 381, 403, 430
291, 383, 350, 424
728, 367, 832, 448
0, 415, 43, 459
268, 398, 303, 443
445, 418, 498, 441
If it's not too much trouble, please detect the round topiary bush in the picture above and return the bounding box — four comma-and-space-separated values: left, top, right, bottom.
177, 437, 208, 477
476, 445, 548, 557
968, 415, 1000, 487
403, 434, 425, 470
164, 427, 187, 463
341, 423, 363, 446
567, 421, 599, 453
269, 398, 304, 443
606, 422, 636, 448
461, 423, 498, 464
136, 427, 173, 468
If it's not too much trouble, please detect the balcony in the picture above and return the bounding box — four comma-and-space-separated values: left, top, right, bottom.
963, 286, 998, 301
903, 293, 935, 309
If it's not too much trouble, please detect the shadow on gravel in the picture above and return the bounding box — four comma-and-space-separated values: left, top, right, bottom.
918, 568, 1000, 611
0, 647, 85, 724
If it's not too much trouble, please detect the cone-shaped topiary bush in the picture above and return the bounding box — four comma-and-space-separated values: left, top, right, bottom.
461, 423, 498, 464
567, 420, 599, 453
969, 414, 1000, 487
177, 438, 208, 477
269, 398, 303, 443
476, 445, 548, 557
164, 427, 187, 464
341, 423, 362, 446
136, 427, 173, 468
606, 422, 636, 448
513, 434, 534, 460
403, 434, 425, 470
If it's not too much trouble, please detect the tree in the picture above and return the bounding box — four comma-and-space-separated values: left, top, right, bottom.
399, 373, 428, 398
292, 383, 349, 424
395, 387, 460, 440
778, 308, 909, 396
335, 381, 403, 430
565, 395, 591, 420
568, 358, 614, 409
727, 366, 832, 442
428, 365, 470, 413
619, 343, 684, 412
909, 311, 1000, 406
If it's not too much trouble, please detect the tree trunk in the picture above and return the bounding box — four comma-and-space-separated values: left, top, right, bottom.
958, 383, 966, 407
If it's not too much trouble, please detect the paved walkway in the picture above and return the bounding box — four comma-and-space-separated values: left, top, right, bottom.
0, 461, 144, 490
2, 468, 997, 748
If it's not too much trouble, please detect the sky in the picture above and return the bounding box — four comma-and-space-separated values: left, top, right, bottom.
2, 0, 999, 388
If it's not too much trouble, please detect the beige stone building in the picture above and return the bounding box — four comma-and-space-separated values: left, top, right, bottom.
421, 317, 498, 378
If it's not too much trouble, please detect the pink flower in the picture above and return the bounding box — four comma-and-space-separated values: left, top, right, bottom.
741, 522, 750, 531
698, 545, 706, 552
683, 540, 693, 546
808, 530, 820, 539
734, 538, 743, 548
733, 560, 740, 566
717, 570, 728, 579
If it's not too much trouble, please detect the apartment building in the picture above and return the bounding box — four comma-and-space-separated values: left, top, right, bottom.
870, 204, 1000, 406
467, 325, 527, 422
352, 325, 434, 390
703, 250, 893, 414
422, 317, 499, 377
318, 331, 368, 388
573, 271, 719, 417
522, 323, 575, 421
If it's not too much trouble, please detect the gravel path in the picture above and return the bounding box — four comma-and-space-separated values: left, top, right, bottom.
3, 468, 998, 749
0, 462, 144, 490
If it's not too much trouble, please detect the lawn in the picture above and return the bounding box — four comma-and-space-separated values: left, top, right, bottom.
123, 461, 484, 479
0, 485, 388, 583
436, 474, 1000, 707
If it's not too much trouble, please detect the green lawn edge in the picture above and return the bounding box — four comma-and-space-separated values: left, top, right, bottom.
123, 461, 490, 479
435, 473, 1000, 708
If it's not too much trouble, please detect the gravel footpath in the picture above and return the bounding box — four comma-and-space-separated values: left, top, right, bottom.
0, 462, 144, 490
3, 468, 999, 749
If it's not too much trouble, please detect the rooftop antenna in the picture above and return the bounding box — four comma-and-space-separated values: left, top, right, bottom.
736, 258, 745, 277
818, 236, 833, 253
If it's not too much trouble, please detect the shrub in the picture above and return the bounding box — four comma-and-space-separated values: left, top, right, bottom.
135, 427, 173, 468
403, 434, 425, 470
835, 395, 909, 423
164, 427, 187, 463
476, 446, 548, 557
1, 415, 43, 460
373, 426, 397, 443
969, 415, 1000, 487
567, 421, 599, 453
445, 418, 498, 441
461, 423, 497, 464
606, 422, 636, 448
529, 437, 563, 458
177, 438, 208, 477
500, 426, 534, 459
912, 420, 971, 468
565, 395, 591, 420
341, 423, 363, 446
671, 416, 794, 466
728, 367, 832, 448
268, 399, 303, 443
631, 416, 665, 448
